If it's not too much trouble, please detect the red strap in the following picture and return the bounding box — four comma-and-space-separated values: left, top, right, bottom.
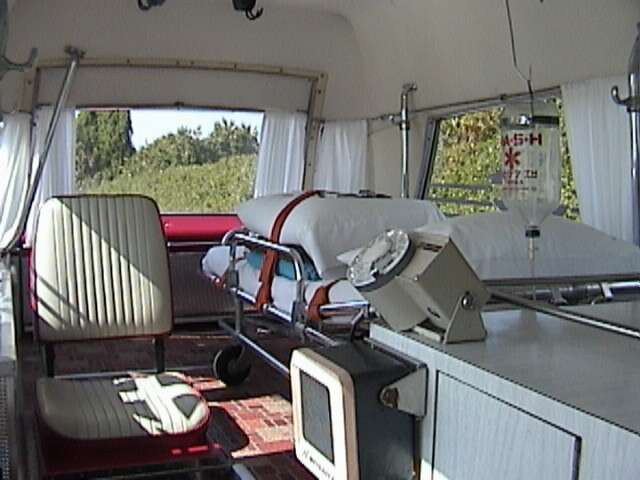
307, 280, 340, 325
255, 191, 321, 309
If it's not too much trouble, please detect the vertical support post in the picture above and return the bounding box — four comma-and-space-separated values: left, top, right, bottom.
303, 73, 328, 190
612, 23, 640, 245
2, 46, 84, 254
400, 83, 417, 198
415, 118, 440, 199
154, 337, 166, 373
42, 344, 55, 377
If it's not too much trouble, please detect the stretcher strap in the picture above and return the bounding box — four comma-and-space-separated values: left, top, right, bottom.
255, 190, 321, 309
307, 279, 340, 325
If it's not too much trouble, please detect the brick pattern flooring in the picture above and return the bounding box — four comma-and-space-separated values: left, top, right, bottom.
20, 328, 315, 479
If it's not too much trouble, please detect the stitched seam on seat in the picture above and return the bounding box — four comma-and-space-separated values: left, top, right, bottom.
52, 203, 63, 336
121, 198, 135, 333
140, 201, 152, 336
92, 199, 106, 330
84, 199, 98, 330
77, 198, 89, 333
130, 200, 142, 334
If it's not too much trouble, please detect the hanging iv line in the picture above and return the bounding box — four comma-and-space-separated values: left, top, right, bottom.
502, 0, 560, 298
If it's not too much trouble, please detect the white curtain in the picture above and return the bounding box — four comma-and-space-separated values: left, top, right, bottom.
0, 114, 32, 250
313, 120, 368, 193
562, 76, 632, 242
254, 111, 307, 197
24, 107, 76, 244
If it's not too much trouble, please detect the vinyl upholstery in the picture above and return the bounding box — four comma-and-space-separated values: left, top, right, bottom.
33, 195, 172, 342
32, 196, 210, 456
36, 373, 210, 440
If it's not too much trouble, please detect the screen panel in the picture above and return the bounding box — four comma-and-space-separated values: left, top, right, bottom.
301, 371, 334, 463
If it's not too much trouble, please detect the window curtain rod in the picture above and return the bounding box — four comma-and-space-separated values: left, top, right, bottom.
367, 86, 561, 134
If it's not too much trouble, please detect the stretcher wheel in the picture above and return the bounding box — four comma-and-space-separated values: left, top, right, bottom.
213, 344, 252, 386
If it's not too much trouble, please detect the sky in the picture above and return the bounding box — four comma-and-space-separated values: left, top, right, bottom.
129, 109, 263, 150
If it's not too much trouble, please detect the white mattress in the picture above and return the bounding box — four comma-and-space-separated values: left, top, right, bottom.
236, 193, 445, 280
201, 246, 364, 317
417, 212, 640, 280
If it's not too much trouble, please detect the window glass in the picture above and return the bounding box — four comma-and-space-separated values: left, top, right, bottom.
75, 108, 263, 213
426, 100, 578, 220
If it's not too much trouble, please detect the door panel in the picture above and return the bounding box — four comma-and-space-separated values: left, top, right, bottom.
433, 374, 579, 480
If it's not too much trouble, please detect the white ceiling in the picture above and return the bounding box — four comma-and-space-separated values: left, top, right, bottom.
4, 0, 640, 117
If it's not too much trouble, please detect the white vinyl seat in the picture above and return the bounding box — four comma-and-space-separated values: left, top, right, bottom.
31, 195, 213, 477
36, 373, 210, 441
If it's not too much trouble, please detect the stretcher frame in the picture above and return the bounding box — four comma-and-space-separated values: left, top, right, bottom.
201, 229, 371, 378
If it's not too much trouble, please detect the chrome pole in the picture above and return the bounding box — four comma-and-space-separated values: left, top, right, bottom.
490, 289, 640, 341
613, 23, 640, 245
3, 46, 83, 253
400, 82, 417, 198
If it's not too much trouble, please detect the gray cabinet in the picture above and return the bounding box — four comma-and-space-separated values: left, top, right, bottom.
433, 374, 578, 480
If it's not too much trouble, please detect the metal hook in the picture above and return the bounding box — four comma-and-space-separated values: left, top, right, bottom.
244, 6, 263, 21
612, 85, 629, 107
0, 47, 37, 81
137, 0, 166, 11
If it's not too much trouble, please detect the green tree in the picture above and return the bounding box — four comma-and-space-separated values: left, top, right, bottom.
75, 111, 135, 185
127, 127, 211, 174
206, 119, 259, 160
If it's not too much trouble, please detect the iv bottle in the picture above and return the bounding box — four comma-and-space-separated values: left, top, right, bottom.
501, 99, 561, 232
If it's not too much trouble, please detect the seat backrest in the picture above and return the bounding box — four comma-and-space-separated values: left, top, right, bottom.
32, 195, 172, 343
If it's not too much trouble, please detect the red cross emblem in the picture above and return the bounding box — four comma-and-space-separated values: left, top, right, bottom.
504, 147, 521, 170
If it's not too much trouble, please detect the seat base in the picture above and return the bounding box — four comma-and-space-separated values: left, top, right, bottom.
36, 372, 216, 477
40, 440, 232, 479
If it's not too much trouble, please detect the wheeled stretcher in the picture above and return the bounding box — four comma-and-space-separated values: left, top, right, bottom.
200, 191, 446, 382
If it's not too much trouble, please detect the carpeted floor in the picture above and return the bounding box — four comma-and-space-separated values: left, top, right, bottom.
19, 325, 315, 479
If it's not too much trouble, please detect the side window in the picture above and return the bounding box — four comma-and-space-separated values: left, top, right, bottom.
75, 109, 262, 213
425, 100, 578, 220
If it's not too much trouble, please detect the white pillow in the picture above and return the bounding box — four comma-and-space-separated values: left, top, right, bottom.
237, 193, 445, 279
416, 212, 640, 280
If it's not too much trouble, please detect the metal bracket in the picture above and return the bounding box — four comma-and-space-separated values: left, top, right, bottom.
612, 86, 640, 113
379, 366, 427, 417
549, 286, 568, 306
600, 282, 614, 302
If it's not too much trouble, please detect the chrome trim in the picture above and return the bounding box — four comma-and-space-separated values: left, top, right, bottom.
3, 47, 83, 253
219, 320, 290, 377
612, 23, 640, 245
490, 288, 640, 341
400, 82, 417, 198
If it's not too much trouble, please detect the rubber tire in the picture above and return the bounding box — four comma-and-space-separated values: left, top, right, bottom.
213, 344, 252, 386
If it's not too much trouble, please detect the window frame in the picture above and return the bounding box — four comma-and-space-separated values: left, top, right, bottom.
416, 89, 578, 218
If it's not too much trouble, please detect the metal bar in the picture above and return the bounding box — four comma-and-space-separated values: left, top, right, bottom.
74, 103, 265, 114
369, 86, 560, 126
486, 274, 640, 287
429, 182, 495, 191
3, 47, 82, 253
612, 24, 640, 243
223, 231, 308, 308
36, 56, 325, 82
219, 321, 290, 378
302, 73, 327, 191
319, 300, 370, 314
490, 289, 640, 340
400, 83, 417, 198
415, 118, 439, 199
301, 326, 340, 347
427, 196, 495, 208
